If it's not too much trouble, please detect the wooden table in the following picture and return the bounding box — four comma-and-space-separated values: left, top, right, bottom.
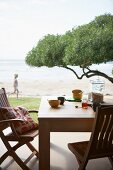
38, 96, 95, 170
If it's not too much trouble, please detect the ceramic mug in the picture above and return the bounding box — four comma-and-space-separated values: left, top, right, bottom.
57, 97, 65, 105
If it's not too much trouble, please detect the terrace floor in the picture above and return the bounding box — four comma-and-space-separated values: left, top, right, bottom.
0, 132, 112, 170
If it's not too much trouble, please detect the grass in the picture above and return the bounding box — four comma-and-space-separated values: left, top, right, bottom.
8, 97, 41, 122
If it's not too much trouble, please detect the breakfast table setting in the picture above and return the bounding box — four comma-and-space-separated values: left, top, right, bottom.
38, 89, 113, 170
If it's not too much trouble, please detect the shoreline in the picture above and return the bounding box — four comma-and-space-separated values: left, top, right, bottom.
1, 77, 113, 97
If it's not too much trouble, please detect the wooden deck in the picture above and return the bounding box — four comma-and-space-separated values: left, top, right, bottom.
0, 132, 112, 170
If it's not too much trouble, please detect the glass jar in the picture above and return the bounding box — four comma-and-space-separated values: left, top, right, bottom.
89, 77, 105, 102
90, 77, 105, 94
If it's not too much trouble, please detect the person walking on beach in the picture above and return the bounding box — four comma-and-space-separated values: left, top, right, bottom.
13, 74, 19, 98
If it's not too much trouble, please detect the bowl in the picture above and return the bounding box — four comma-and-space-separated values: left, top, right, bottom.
48, 100, 60, 108
72, 89, 83, 99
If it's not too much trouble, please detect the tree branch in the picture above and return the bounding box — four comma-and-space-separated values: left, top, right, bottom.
63, 66, 113, 83
64, 66, 84, 79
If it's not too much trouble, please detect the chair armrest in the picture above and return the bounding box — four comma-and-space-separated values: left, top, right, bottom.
0, 119, 25, 138
0, 118, 24, 125
28, 110, 38, 113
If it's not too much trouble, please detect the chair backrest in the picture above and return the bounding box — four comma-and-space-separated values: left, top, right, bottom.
88, 106, 113, 158
0, 88, 10, 107
0, 88, 10, 130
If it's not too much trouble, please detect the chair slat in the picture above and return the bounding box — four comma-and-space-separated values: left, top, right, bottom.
98, 114, 110, 149
109, 126, 113, 146
91, 112, 104, 149
104, 114, 113, 148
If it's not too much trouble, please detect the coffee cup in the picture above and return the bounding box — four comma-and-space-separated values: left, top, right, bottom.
57, 97, 65, 105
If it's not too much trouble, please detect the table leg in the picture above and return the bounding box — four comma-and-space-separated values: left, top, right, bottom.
39, 120, 50, 170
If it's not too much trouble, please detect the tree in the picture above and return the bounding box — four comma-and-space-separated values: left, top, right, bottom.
25, 14, 113, 83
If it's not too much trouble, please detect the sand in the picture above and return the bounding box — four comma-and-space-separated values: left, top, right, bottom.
0, 76, 113, 98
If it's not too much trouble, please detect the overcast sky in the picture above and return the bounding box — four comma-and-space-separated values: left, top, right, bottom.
0, 0, 113, 60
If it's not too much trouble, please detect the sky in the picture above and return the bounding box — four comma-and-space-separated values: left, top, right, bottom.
0, 0, 113, 60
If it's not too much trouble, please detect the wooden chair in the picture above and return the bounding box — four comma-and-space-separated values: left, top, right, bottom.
68, 106, 113, 170
0, 88, 39, 170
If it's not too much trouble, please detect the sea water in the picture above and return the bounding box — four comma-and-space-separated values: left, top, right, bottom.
0, 59, 113, 82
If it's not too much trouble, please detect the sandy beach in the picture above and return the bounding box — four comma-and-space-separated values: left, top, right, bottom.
1, 76, 113, 98
0, 59, 113, 98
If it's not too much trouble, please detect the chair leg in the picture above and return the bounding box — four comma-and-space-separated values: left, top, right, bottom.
108, 157, 113, 168
0, 150, 12, 164
26, 142, 39, 158
0, 142, 26, 164
0, 148, 30, 170
78, 159, 88, 170
74, 155, 87, 170
0, 134, 30, 169
12, 151, 30, 170
76, 156, 81, 165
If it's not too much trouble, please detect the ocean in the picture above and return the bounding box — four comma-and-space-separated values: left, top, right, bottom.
0, 59, 113, 82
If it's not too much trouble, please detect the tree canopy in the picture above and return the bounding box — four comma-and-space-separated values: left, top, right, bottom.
26, 14, 113, 83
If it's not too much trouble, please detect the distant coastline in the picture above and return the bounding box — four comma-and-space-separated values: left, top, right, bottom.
0, 59, 113, 81
0, 59, 113, 97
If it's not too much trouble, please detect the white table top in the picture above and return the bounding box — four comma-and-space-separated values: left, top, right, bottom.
38, 96, 95, 118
